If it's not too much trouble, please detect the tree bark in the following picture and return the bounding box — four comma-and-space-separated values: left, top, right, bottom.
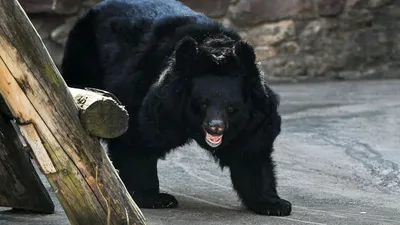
0, 0, 146, 224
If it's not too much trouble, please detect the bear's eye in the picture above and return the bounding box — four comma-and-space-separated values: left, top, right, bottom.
201, 103, 207, 109
227, 105, 234, 113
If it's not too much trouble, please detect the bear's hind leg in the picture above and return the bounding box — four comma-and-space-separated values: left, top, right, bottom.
107, 140, 178, 209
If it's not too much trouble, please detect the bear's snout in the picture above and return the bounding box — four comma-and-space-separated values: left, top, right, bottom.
202, 119, 225, 148
203, 119, 225, 135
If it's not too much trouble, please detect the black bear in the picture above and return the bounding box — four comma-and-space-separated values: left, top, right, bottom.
61, 0, 291, 216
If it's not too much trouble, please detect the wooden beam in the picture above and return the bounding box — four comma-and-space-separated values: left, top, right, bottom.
0, 0, 146, 224
0, 111, 55, 213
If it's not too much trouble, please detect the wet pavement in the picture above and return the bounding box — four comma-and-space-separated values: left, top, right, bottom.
1, 79, 400, 225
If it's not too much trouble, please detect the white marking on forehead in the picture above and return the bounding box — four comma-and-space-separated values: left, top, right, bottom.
210, 53, 226, 64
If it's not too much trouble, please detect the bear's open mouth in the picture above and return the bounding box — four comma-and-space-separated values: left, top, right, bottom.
205, 132, 223, 148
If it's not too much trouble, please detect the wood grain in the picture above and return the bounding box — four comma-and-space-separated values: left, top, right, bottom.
0, 0, 146, 224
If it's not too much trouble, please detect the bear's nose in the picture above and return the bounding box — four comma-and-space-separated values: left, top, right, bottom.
207, 120, 225, 135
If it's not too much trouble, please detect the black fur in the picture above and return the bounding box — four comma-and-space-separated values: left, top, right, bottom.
61, 0, 291, 216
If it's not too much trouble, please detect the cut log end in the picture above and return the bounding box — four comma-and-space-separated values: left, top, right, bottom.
80, 99, 129, 139
69, 87, 129, 139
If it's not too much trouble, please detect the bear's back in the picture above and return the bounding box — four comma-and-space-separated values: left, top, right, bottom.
61, 0, 239, 115
95, 0, 208, 22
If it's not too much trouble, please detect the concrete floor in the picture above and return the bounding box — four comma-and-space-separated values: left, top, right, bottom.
1, 79, 400, 225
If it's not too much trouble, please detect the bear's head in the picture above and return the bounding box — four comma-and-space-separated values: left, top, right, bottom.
145, 35, 279, 149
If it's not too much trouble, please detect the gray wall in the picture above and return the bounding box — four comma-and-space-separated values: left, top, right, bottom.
20, 0, 400, 81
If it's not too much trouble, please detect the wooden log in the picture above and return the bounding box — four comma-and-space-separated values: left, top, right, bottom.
0, 111, 55, 213
0, 1, 146, 225
69, 87, 129, 139
2, 87, 129, 139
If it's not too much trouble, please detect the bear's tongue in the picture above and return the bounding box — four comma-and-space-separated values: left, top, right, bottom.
205, 132, 223, 147
208, 134, 221, 142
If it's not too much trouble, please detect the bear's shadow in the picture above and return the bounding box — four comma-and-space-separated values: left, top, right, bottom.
142, 196, 251, 216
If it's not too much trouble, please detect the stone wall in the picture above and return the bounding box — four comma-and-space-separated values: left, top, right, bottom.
20, 0, 400, 81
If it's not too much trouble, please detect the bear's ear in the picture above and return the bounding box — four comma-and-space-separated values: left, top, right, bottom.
234, 41, 256, 66
175, 36, 198, 71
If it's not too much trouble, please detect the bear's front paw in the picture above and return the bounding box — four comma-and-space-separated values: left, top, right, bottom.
247, 198, 292, 216
134, 193, 178, 209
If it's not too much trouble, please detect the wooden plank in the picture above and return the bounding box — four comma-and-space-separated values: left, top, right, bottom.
0, 0, 146, 224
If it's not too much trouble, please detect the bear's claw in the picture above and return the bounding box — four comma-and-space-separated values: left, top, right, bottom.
248, 198, 292, 216
134, 193, 178, 209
